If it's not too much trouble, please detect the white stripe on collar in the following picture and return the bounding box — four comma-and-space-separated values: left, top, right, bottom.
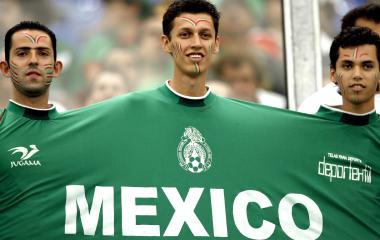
322, 104, 376, 116
165, 80, 210, 100
10, 99, 56, 111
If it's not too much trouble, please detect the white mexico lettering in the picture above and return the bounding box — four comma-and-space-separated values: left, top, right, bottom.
279, 193, 323, 240
163, 187, 208, 237
122, 186, 160, 236
64, 186, 323, 239
210, 189, 228, 237
65, 185, 114, 235
233, 190, 275, 239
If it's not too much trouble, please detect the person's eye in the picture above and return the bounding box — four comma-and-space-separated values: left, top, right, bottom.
39, 51, 50, 56
342, 63, 352, 69
363, 63, 373, 70
201, 33, 212, 39
179, 32, 190, 38
16, 51, 27, 57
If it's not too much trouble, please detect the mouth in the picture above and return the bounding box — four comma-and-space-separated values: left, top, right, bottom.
26, 71, 41, 77
349, 83, 365, 91
186, 52, 204, 62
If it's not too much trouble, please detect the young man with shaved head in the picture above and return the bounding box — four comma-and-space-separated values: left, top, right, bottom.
0, 21, 63, 122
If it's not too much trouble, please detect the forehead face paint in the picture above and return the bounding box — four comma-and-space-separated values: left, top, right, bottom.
23, 32, 48, 44
178, 17, 212, 27
352, 48, 358, 59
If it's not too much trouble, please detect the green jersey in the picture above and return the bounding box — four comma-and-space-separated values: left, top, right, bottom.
0, 85, 379, 239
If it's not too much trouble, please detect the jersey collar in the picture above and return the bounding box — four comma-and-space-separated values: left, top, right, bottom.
7, 100, 59, 120
160, 80, 216, 107
317, 105, 378, 126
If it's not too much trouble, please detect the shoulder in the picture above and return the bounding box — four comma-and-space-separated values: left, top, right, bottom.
61, 88, 163, 119
298, 83, 342, 114
219, 96, 314, 120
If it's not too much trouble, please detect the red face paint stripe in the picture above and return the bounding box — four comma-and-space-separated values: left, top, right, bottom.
36, 35, 48, 43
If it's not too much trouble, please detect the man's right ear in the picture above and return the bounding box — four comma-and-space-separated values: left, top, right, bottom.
329, 67, 337, 85
161, 35, 172, 54
0, 61, 11, 78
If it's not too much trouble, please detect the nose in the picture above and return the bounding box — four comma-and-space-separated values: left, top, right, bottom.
29, 51, 38, 65
191, 34, 202, 48
352, 66, 363, 81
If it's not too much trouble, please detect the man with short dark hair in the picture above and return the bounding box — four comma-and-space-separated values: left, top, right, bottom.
160, 0, 220, 97
299, 3, 380, 113
0, 21, 62, 110
315, 27, 380, 126
328, 27, 380, 113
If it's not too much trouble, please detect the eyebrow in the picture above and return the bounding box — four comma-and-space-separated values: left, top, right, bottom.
178, 26, 212, 32
14, 47, 51, 51
361, 60, 374, 64
340, 59, 375, 64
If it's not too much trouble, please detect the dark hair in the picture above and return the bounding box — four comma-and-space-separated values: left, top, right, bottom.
162, 0, 220, 39
341, 3, 380, 30
329, 27, 380, 69
4, 21, 57, 63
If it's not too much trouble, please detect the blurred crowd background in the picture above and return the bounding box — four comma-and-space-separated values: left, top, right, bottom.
0, 0, 375, 111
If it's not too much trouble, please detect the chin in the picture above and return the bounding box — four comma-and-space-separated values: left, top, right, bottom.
21, 86, 48, 97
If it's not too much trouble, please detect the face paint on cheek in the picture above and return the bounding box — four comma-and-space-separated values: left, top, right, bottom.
170, 42, 182, 60
335, 72, 345, 96
44, 63, 54, 78
207, 44, 214, 57
9, 61, 22, 84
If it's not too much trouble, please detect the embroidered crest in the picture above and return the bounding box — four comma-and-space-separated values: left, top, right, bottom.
177, 126, 212, 173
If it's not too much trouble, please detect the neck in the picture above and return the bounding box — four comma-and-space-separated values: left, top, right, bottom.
170, 70, 207, 97
12, 89, 50, 109
341, 99, 375, 114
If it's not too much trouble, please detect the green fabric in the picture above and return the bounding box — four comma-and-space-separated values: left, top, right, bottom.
316, 105, 379, 125
0, 85, 379, 239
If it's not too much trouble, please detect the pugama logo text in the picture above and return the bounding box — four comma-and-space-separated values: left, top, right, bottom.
318, 152, 371, 183
8, 144, 42, 168
177, 127, 212, 173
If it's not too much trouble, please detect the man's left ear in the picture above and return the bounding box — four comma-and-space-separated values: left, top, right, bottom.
213, 35, 220, 54
52, 61, 63, 78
